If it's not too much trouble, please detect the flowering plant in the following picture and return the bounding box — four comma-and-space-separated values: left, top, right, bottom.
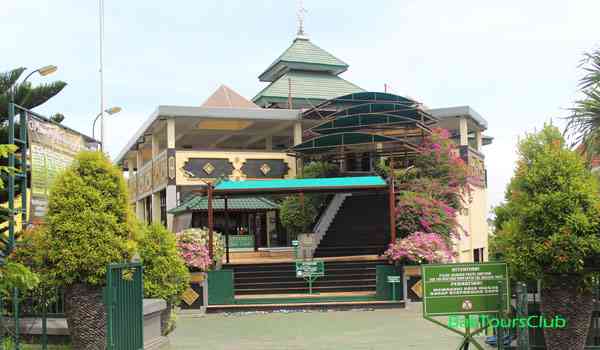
176, 228, 225, 270
384, 232, 454, 264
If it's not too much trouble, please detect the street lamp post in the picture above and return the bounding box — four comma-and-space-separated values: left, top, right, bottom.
7, 64, 58, 240
92, 106, 121, 147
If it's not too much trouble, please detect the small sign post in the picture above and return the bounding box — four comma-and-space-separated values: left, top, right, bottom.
421, 262, 509, 350
295, 260, 325, 294
387, 275, 401, 301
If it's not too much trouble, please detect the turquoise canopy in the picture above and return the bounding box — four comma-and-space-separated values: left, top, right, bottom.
213, 176, 387, 195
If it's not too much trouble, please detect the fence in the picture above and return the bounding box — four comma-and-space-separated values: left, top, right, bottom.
512, 280, 600, 350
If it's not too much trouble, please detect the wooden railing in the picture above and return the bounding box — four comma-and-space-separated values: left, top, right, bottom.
459, 146, 486, 187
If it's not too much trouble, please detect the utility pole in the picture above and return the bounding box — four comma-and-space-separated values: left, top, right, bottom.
99, 0, 105, 150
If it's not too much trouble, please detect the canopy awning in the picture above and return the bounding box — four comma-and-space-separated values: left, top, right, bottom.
203, 176, 388, 196
169, 196, 279, 214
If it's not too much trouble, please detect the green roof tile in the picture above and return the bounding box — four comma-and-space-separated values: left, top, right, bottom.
259, 38, 349, 82
169, 196, 279, 214
253, 71, 364, 106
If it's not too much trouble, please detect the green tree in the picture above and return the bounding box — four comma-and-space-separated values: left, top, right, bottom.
0, 67, 66, 121
279, 161, 339, 238
493, 124, 600, 350
565, 48, 600, 159
44, 151, 136, 350
138, 223, 190, 335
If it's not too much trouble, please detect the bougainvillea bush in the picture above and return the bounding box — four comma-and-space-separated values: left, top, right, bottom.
176, 228, 224, 270
395, 193, 463, 240
382, 128, 471, 263
384, 232, 454, 264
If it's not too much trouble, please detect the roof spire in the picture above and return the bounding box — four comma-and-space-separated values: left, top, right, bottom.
296, 0, 308, 39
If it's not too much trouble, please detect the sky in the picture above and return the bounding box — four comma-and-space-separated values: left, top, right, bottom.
2, 1, 600, 216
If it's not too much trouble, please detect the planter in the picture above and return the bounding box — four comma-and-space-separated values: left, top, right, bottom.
375, 264, 404, 301
207, 269, 234, 305
64, 283, 106, 350
179, 272, 207, 311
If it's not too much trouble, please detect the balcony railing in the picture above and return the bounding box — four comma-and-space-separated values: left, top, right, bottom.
459, 146, 486, 187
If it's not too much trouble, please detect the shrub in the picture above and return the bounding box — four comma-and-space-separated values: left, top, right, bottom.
45, 151, 137, 286
279, 196, 317, 238
493, 124, 600, 349
43, 151, 137, 350
279, 161, 338, 236
176, 228, 224, 269
139, 224, 190, 303
384, 232, 454, 264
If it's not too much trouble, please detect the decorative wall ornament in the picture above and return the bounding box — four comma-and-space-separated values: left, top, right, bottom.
203, 162, 215, 175
260, 163, 271, 175
168, 155, 176, 180
242, 159, 289, 178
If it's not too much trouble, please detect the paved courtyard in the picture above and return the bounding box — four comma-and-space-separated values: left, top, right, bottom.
169, 304, 495, 350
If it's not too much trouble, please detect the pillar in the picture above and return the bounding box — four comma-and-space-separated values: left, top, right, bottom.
293, 122, 302, 146
475, 130, 482, 151
293, 122, 303, 174
151, 132, 161, 224
459, 117, 468, 146
167, 118, 175, 149
265, 136, 273, 151
135, 148, 145, 222
166, 185, 177, 231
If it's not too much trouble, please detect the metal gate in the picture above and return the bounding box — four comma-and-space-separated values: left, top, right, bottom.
105, 262, 144, 350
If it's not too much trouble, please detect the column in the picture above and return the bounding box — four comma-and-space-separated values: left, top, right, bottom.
475, 130, 482, 151
293, 122, 302, 146
166, 118, 177, 230
459, 117, 468, 146
151, 131, 161, 224
167, 118, 176, 149
135, 148, 145, 222
166, 185, 177, 231
293, 122, 303, 175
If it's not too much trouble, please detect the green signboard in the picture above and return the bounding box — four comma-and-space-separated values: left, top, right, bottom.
295, 260, 325, 278
387, 275, 401, 283
28, 115, 98, 223
225, 235, 255, 249
295, 260, 325, 294
422, 262, 509, 317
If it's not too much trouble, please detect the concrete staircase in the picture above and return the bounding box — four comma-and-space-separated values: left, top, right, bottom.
305, 193, 351, 258
227, 259, 383, 295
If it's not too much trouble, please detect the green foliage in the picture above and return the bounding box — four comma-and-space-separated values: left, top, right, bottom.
44, 151, 137, 286
279, 161, 338, 236
280, 196, 317, 237
493, 124, 600, 284
0, 261, 39, 297
0, 67, 67, 122
565, 48, 600, 159
139, 224, 190, 303
300, 161, 340, 179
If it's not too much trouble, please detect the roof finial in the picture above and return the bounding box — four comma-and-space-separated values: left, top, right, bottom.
296, 0, 308, 38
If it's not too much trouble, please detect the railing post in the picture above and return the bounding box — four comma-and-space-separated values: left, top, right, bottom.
13, 288, 19, 350
516, 282, 530, 350
42, 289, 48, 350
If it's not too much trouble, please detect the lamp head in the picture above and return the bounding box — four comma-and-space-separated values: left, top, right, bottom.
105, 106, 122, 115
37, 65, 58, 76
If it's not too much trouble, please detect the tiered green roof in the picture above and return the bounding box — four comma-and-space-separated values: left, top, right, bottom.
253, 37, 364, 108
169, 196, 279, 214
253, 71, 364, 107
258, 37, 349, 82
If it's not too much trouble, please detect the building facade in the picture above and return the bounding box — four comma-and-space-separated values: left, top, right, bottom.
116, 33, 491, 262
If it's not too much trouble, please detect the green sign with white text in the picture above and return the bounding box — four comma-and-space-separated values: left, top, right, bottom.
422, 262, 509, 316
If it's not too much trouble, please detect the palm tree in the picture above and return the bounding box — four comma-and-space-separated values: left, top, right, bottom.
0, 67, 67, 123
565, 48, 600, 158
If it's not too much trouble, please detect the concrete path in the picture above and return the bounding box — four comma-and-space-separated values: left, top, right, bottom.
169, 303, 495, 350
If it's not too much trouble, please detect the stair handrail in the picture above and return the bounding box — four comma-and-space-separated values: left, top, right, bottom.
308, 193, 350, 258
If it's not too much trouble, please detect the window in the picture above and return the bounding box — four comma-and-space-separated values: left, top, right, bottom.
473, 248, 484, 262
